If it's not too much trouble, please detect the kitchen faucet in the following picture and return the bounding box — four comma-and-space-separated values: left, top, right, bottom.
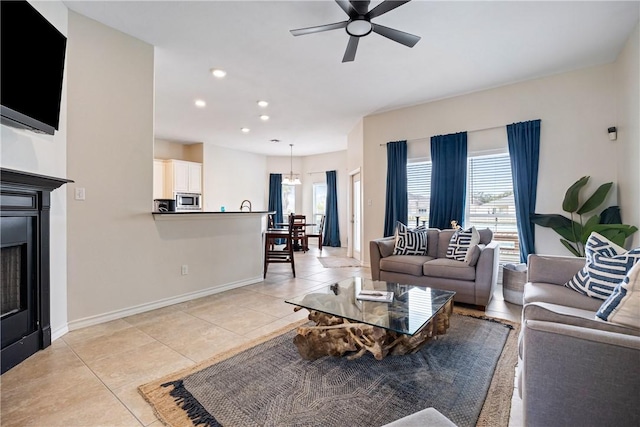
240, 200, 252, 212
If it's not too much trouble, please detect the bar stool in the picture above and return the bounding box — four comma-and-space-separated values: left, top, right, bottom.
264, 214, 295, 278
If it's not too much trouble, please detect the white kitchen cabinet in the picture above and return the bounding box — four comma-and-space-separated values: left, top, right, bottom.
187, 162, 202, 193
165, 159, 202, 195
153, 159, 166, 199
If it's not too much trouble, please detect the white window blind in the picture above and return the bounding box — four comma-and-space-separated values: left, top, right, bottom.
406, 152, 520, 263
407, 161, 431, 228
466, 153, 519, 263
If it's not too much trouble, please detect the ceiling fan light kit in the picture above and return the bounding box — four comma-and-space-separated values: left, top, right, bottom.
290, 0, 420, 63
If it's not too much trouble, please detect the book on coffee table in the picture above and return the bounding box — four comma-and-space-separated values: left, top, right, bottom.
357, 290, 393, 303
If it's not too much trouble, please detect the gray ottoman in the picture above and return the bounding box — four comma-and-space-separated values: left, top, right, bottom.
383, 408, 457, 426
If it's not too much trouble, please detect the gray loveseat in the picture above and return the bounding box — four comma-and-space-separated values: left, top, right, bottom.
518, 254, 640, 427
370, 228, 499, 308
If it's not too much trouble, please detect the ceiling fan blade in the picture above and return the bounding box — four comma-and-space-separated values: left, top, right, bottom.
335, 0, 356, 17
367, 0, 411, 19
371, 23, 420, 47
342, 36, 359, 62
349, 0, 370, 15
290, 21, 348, 36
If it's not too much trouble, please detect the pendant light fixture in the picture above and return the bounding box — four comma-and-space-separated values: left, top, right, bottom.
282, 143, 301, 185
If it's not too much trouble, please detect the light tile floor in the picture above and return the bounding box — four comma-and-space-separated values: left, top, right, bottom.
0, 246, 523, 427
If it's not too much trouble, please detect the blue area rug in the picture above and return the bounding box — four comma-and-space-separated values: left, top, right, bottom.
140, 312, 518, 427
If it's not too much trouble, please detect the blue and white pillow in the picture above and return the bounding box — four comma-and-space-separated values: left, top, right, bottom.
596, 261, 640, 329
446, 226, 480, 263
565, 232, 640, 300
393, 222, 428, 256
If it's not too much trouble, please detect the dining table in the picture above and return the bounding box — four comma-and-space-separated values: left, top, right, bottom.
275, 221, 316, 251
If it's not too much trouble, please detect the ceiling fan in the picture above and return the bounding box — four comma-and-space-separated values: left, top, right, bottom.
290, 0, 420, 63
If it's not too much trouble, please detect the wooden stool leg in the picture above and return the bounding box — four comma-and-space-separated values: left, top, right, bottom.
288, 235, 296, 277
263, 236, 269, 278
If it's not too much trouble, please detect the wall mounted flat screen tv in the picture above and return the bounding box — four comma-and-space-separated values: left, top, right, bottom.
1, 1, 67, 135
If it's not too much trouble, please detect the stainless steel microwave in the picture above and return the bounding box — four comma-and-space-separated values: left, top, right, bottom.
175, 193, 202, 211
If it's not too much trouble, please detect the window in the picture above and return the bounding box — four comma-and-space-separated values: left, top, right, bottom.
282, 184, 295, 215
466, 153, 519, 263
406, 152, 519, 264
407, 161, 431, 228
312, 183, 327, 233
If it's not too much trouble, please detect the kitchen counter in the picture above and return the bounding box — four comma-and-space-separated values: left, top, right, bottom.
152, 211, 273, 221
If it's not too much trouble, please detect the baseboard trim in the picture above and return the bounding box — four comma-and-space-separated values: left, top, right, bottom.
51, 324, 69, 342
67, 276, 263, 332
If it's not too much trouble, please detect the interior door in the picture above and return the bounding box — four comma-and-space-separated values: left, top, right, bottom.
351, 172, 361, 261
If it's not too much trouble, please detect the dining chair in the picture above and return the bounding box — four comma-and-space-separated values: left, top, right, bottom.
266, 213, 276, 250
306, 214, 325, 250
263, 214, 295, 278
292, 214, 308, 252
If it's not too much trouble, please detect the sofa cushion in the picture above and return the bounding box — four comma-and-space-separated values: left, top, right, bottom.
565, 232, 640, 300
523, 302, 640, 336
437, 229, 456, 258
380, 255, 433, 276
523, 282, 602, 313
423, 258, 476, 281
446, 226, 480, 263
426, 229, 440, 258
393, 222, 428, 255
478, 228, 493, 245
596, 261, 640, 329
524, 282, 603, 311
378, 238, 396, 258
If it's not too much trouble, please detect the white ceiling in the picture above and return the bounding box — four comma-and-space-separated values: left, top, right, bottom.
63, 1, 639, 156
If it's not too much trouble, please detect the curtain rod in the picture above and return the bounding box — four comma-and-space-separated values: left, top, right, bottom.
307, 171, 325, 175
379, 124, 505, 146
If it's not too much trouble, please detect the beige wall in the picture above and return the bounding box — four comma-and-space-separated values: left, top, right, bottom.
203, 144, 267, 212
0, 1, 69, 339
66, 12, 264, 328
360, 63, 623, 261
154, 139, 203, 163
615, 22, 640, 247
301, 151, 348, 248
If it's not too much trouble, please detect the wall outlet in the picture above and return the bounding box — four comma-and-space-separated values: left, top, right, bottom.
74, 187, 86, 201
181, 265, 188, 275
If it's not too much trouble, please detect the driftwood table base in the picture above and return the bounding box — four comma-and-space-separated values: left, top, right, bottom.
292, 299, 454, 360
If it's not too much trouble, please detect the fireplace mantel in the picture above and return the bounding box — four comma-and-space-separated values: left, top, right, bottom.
0, 168, 72, 374
1, 167, 73, 192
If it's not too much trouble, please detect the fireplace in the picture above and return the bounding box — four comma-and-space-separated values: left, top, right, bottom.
0, 168, 71, 374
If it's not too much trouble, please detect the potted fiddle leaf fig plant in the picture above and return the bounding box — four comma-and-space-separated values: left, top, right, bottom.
531, 176, 638, 257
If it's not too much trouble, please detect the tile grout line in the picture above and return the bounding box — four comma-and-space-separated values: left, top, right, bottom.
61, 336, 150, 427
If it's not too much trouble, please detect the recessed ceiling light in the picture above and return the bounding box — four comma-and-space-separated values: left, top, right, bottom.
194, 99, 206, 108
211, 68, 227, 78
241, 127, 250, 133
260, 115, 270, 121
270, 139, 280, 143
257, 100, 269, 108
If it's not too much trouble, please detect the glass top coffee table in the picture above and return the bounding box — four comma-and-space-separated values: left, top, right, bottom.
285, 277, 455, 360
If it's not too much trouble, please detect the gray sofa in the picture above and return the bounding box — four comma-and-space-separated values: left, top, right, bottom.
370, 228, 499, 308
518, 254, 640, 427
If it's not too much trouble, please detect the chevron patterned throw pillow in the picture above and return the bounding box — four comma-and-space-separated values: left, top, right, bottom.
393, 222, 428, 256
565, 232, 640, 300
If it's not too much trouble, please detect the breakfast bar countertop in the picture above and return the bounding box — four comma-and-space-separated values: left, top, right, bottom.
151, 211, 273, 220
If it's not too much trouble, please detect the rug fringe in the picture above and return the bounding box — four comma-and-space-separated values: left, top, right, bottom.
161, 380, 221, 427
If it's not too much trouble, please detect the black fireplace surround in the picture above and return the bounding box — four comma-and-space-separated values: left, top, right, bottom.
1, 168, 71, 374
